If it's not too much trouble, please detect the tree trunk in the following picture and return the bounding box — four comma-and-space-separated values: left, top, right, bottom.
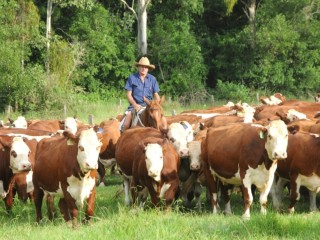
138, 0, 148, 55
46, 0, 53, 74
247, 0, 256, 49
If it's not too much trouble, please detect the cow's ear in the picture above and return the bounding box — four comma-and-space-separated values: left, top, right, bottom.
288, 125, 299, 134
0, 138, 11, 151
276, 110, 287, 121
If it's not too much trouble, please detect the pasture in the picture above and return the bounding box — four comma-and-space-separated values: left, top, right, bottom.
1, 97, 320, 240
0, 171, 320, 240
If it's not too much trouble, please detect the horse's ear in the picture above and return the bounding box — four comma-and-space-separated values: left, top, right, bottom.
160, 95, 165, 104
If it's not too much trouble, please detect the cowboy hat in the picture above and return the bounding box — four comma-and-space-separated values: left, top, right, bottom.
134, 57, 155, 70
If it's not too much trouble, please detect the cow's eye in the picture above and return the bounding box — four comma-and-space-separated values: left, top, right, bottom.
11, 151, 17, 158
79, 146, 84, 151
169, 138, 175, 143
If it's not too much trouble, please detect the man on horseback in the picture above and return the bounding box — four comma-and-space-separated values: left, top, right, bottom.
121, 56, 166, 132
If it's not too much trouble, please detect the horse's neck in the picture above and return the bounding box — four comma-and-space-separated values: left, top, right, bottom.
140, 108, 152, 127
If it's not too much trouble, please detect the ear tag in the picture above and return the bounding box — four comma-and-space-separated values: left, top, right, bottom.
259, 131, 264, 139
67, 139, 74, 145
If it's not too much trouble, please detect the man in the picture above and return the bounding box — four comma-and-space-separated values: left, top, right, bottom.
122, 57, 164, 132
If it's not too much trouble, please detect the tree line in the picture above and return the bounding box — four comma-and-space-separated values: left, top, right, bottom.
1, 0, 319, 113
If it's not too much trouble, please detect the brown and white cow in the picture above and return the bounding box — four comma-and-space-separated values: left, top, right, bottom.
131, 137, 180, 208
116, 126, 190, 206
260, 93, 286, 105
201, 120, 289, 219
270, 131, 320, 213
0, 136, 32, 212
32, 128, 102, 228
115, 127, 165, 206
8, 116, 28, 129
28, 117, 79, 135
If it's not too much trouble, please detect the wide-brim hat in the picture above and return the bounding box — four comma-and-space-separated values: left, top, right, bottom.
134, 57, 155, 70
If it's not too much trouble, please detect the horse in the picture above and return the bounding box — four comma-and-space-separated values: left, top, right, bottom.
131, 95, 167, 131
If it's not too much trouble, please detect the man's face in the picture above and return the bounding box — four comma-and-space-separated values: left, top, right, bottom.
139, 65, 149, 76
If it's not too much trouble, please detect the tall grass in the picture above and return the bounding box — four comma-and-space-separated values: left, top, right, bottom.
0, 97, 225, 125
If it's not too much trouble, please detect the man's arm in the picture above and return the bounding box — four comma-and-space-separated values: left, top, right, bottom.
153, 92, 160, 101
126, 90, 142, 111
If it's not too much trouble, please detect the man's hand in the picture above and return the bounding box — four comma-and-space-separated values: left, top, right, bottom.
134, 104, 142, 111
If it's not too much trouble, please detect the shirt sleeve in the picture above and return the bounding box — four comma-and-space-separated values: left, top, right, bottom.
152, 76, 160, 93
124, 75, 133, 91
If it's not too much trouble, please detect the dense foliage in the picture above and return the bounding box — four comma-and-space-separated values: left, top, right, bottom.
0, 0, 319, 112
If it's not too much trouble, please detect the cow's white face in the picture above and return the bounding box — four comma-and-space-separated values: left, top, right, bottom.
286, 109, 307, 122
167, 123, 189, 158
188, 141, 202, 170
64, 117, 78, 135
77, 129, 101, 172
145, 143, 163, 182
180, 121, 194, 143
270, 95, 283, 105
10, 137, 32, 173
264, 120, 288, 160
237, 103, 255, 123
12, 116, 27, 129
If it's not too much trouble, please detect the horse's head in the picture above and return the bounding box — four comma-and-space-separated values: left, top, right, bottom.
144, 96, 166, 130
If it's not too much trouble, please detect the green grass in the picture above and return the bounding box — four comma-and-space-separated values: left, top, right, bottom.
1, 172, 320, 240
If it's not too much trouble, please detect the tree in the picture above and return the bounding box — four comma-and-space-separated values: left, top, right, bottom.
120, 0, 151, 55
45, 0, 94, 74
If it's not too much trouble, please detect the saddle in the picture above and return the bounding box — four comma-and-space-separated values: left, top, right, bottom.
131, 107, 146, 127
119, 107, 146, 132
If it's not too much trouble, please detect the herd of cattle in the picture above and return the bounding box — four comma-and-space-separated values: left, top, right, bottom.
0, 92, 320, 227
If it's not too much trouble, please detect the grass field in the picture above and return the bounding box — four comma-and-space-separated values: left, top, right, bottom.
1, 171, 320, 240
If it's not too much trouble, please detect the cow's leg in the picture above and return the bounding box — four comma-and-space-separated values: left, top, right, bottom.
137, 187, 148, 208
164, 180, 179, 209
66, 200, 79, 229
288, 177, 300, 213
46, 195, 56, 221
84, 188, 96, 224
34, 187, 44, 223
276, 178, 288, 209
123, 176, 132, 206
241, 185, 253, 220
270, 177, 287, 210
204, 166, 219, 213
97, 161, 106, 187
58, 198, 71, 221
221, 184, 232, 215
309, 191, 317, 212
194, 182, 202, 211
144, 180, 160, 207
130, 177, 139, 207
3, 176, 18, 215
259, 173, 276, 216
